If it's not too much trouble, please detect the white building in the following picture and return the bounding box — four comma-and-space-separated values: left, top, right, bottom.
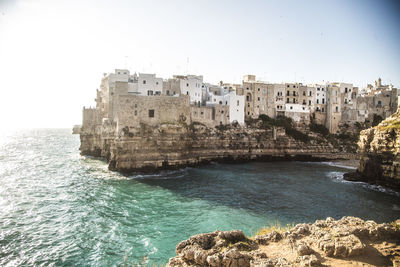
173, 75, 203, 104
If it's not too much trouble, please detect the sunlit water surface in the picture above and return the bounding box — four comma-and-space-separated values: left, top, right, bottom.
0, 129, 399, 266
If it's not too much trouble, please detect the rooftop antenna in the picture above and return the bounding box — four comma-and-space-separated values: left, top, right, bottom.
186, 57, 189, 75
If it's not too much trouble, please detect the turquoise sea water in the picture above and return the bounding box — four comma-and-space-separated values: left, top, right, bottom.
0, 129, 399, 266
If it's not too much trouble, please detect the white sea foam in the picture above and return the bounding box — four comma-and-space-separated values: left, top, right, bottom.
319, 161, 357, 170
327, 171, 400, 196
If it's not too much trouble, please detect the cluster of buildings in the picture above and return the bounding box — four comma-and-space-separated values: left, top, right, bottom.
83, 69, 398, 134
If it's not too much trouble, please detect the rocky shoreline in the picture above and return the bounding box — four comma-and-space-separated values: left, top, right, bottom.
167, 216, 400, 267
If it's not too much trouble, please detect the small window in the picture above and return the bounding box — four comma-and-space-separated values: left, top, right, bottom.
219, 101, 222, 104
287, 91, 290, 96
322, 99, 325, 104
287, 85, 290, 88
134, 110, 137, 116
287, 98, 289, 103
156, 82, 159, 85
186, 83, 189, 87
317, 99, 319, 104
166, 90, 170, 95
221, 110, 224, 114
303, 91, 306, 96
237, 100, 240, 106
290, 106, 293, 110
293, 91, 296, 96
225, 101, 228, 105
293, 99, 295, 103
309, 91, 312, 96
258, 97, 260, 101
186, 91, 189, 95
335, 106, 339, 112
149, 109, 155, 117
309, 100, 311, 105
143, 80, 146, 84
322, 107, 325, 112
258, 88, 260, 91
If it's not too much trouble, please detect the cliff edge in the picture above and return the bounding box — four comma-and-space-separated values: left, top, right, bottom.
167, 217, 400, 267
344, 110, 400, 190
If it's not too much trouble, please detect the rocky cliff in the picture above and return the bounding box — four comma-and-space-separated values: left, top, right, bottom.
344, 110, 400, 190
80, 118, 353, 173
167, 216, 400, 267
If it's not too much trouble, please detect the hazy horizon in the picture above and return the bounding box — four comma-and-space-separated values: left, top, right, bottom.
1, 0, 399, 128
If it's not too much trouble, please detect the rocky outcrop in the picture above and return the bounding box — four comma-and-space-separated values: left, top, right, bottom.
344, 111, 400, 190
79, 121, 353, 173
167, 217, 400, 267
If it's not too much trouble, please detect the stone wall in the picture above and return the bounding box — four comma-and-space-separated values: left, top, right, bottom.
115, 95, 191, 133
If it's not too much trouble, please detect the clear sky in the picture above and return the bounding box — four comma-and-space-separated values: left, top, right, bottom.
0, 0, 399, 128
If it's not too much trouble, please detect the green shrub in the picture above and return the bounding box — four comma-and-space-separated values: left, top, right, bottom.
310, 122, 329, 136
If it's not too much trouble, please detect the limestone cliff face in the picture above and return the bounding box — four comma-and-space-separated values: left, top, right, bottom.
346, 111, 400, 189
80, 121, 351, 173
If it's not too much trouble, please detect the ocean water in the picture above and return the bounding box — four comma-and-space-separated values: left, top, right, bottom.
0, 129, 399, 266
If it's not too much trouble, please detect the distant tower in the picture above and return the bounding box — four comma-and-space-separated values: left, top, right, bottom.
375, 77, 382, 88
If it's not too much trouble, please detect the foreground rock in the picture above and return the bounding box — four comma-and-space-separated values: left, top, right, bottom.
345, 110, 400, 191
167, 217, 400, 267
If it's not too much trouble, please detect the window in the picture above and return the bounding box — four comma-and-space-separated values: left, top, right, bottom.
287, 85, 290, 88
156, 82, 159, 85
186, 83, 189, 87
309, 100, 311, 105
322, 99, 325, 104
287, 91, 290, 96
290, 106, 293, 110
293, 85, 296, 88
287, 98, 290, 103
225, 101, 228, 105
237, 100, 240, 106
166, 90, 170, 95
317, 87, 320, 91
335, 106, 339, 112
219, 101, 222, 104
317, 99, 319, 104
258, 88, 260, 91
221, 110, 224, 114
309, 91, 312, 96
257, 97, 260, 101
303, 100, 306, 105
186, 91, 189, 95
134, 110, 137, 116
135, 104, 137, 108
293, 91, 296, 96
201, 111, 204, 115
322, 107, 325, 112
303, 91, 306, 96
147, 90, 153, 96
143, 80, 146, 84
345, 87, 348, 93
148, 109, 155, 117
293, 98, 295, 103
